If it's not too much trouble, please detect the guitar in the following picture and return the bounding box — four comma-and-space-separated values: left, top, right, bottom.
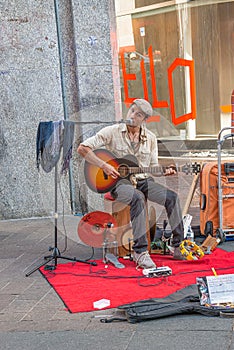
84, 149, 201, 193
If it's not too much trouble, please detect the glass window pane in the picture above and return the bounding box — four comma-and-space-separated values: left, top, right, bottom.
115, 0, 234, 138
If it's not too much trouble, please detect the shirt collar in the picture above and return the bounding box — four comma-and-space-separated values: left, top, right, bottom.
119, 123, 128, 132
120, 122, 148, 142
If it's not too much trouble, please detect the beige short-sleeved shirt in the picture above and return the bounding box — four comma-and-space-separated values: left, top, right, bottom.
81, 123, 158, 167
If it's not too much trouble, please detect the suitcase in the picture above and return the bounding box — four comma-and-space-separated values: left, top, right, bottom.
200, 161, 234, 238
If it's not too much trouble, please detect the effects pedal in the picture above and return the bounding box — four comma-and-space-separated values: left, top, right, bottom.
104, 253, 125, 269
142, 266, 172, 277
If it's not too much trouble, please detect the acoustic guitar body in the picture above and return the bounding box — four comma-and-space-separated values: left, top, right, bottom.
84, 149, 138, 193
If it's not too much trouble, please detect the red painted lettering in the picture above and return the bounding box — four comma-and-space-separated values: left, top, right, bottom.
168, 58, 196, 125
120, 49, 197, 126
120, 52, 136, 105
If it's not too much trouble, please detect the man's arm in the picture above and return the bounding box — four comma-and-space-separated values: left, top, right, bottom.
77, 144, 120, 179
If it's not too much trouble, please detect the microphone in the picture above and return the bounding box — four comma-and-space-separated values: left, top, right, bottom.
124, 119, 133, 126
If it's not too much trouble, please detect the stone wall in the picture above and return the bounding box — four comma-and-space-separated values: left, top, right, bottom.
0, 0, 118, 219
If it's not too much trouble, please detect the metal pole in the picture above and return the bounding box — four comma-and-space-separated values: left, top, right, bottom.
54, 0, 68, 120
54, 0, 76, 213
217, 126, 234, 239
217, 135, 223, 235
54, 164, 58, 266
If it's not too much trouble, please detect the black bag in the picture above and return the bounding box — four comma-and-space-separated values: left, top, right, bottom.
100, 285, 234, 324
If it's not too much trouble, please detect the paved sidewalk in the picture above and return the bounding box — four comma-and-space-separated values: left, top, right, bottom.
0, 216, 234, 350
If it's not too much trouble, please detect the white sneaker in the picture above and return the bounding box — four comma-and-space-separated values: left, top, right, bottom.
133, 251, 156, 269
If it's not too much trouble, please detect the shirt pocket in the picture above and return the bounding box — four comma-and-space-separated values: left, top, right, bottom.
115, 145, 129, 157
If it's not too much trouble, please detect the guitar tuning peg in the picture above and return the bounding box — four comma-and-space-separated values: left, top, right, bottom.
183, 163, 189, 174
192, 162, 201, 175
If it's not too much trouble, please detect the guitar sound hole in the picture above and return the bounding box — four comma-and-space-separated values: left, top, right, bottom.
118, 164, 129, 178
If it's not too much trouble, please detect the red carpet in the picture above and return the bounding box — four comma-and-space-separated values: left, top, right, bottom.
40, 248, 234, 313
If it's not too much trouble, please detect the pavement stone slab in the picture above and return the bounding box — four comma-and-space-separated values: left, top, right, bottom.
0, 217, 234, 349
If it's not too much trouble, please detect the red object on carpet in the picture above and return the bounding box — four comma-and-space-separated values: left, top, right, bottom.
40, 248, 234, 313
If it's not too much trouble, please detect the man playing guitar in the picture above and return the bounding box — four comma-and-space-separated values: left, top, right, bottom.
77, 99, 185, 269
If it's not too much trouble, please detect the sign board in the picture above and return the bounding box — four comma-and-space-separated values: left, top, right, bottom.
197, 274, 234, 306
140, 27, 145, 37
206, 274, 234, 304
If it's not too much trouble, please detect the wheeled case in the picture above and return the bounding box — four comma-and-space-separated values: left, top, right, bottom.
200, 127, 234, 241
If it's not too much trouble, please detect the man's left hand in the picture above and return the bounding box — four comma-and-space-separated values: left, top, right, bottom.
164, 165, 177, 176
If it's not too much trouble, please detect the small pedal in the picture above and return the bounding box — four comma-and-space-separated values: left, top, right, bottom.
142, 266, 172, 277
105, 253, 125, 269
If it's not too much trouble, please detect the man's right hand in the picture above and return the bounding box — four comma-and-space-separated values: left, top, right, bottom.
77, 145, 120, 179
101, 162, 120, 179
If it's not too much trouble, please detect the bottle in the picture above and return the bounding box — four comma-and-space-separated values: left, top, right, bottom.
186, 225, 194, 242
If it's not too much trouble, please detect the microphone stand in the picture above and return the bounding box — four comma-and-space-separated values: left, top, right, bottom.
26, 163, 97, 277
72, 119, 129, 125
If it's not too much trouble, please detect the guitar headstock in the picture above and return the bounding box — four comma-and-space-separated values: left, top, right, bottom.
182, 162, 201, 175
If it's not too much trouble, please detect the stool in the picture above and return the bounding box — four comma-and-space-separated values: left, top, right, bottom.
104, 192, 152, 257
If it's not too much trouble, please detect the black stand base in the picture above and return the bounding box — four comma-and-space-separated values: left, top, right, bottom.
25, 246, 97, 277
25, 164, 98, 278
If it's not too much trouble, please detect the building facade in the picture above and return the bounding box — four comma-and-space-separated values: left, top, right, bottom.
0, 0, 233, 219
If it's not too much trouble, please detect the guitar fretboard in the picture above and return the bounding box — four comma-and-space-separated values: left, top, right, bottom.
125, 166, 164, 175
120, 164, 199, 175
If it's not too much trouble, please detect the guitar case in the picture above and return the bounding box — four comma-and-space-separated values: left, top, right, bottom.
200, 161, 234, 238
100, 284, 234, 323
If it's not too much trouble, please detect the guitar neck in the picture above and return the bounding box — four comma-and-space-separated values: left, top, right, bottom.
129, 163, 200, 176
129, 166, 164, 176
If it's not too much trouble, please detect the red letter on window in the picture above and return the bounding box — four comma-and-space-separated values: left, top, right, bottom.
120, 52, 136, 105
168, 58, 196, 125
